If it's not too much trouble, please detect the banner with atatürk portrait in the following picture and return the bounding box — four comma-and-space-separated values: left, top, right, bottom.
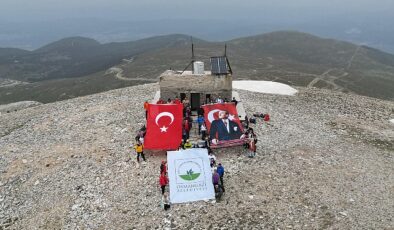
202, 103, 245, 148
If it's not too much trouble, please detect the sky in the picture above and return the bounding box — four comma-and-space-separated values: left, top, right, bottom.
1, 0, 393, 21
1, 0, 394, 52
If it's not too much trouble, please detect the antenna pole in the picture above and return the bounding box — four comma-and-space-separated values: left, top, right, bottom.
224, 43, 227, 56
191, 37, 195, 73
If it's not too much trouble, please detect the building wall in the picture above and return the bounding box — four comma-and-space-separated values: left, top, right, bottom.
159, 72, 233, 103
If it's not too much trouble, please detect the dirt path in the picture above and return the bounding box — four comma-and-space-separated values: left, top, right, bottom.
106, 67, 157, 82
346, 45, 361, 70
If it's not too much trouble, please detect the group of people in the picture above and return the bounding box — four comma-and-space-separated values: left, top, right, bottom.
134, 95, 268, 210
209, 150, 226, 201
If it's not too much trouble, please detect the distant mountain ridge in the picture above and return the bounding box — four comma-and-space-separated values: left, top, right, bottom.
0, 31, 393, 104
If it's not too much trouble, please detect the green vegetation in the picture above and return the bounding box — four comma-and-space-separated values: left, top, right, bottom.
1, 31, 393, 105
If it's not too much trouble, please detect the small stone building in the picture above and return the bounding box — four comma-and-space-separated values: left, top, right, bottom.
159, 57, 233, 110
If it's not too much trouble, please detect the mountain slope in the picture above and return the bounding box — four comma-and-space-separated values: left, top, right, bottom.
0, 34, 195, 82
117, 31, 394, 100
0, 31, 393, 104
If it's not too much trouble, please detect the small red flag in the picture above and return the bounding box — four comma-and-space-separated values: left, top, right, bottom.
144, 104, 183, 150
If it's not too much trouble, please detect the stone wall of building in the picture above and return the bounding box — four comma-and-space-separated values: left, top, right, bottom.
159, 71, 233, 103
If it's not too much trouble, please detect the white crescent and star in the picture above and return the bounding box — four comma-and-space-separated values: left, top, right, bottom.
207, 109, 237, 123
155, 112, 174, 132
207, 109, 223, 123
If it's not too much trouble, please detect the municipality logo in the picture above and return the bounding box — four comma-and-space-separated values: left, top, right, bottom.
178, 161, 202, 181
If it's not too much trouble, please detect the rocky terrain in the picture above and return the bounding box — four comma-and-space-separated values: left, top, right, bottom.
0, 83, 393, 229
0, 101, 42, 114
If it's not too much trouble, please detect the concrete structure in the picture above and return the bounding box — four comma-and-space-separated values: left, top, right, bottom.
159, 70, 233, 110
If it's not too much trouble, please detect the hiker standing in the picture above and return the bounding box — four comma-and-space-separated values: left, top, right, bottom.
201, 123, 207, 140
173, 97, 181, 104
161, 192, 171, 210
197, 115, 205, 135
231, 97, 238, 106
217, 163, 225, 187
159, 173, 169, 195
214, 184, 224, 201
249, 138, 257, 158
208, 150, 216, 167
134, 140, 146, 162
183, 119, 191, 140
143, 101, 149, 119
160, 161, 167, 175
216, 96, 223, 104
212, 169, 220, 186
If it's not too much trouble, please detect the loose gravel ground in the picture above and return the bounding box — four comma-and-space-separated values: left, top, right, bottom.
0, 83, 393, 229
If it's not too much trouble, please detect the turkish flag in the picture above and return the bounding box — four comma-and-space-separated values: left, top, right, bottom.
144, 104, 183, 150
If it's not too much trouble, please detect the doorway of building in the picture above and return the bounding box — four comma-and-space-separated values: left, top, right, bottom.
180, 93, 186, 102
190, 93, 200, 110
205, 94, 211, 104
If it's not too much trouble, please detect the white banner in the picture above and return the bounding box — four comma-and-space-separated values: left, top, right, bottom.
167, 148, 215, 203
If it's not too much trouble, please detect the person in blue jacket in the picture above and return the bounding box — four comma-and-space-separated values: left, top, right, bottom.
217, 163, 225, 192
196, 115, 205, 135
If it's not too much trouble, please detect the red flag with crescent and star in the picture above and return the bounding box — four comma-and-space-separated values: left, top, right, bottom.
144, 103, 183, 150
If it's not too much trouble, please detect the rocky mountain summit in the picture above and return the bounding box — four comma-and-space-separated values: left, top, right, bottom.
0, 83, 393, 229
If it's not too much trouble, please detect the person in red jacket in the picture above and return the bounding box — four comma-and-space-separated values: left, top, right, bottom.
173, 97, 181, 104
160, 161, 167, 175
157, 98, 165, 104
143, 101, 149, 119
159, 173, 169, 195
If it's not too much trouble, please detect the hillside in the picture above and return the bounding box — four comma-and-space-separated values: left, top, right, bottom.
0, 84, 393, 229
0, 31, 394, 104
0, 34, 194, 82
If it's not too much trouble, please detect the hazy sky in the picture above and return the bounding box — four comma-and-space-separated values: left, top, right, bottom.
1, 0, 394, 52
1, 0, 393, 21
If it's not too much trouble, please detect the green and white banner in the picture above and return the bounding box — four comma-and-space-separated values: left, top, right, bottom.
167, 148, 215, 203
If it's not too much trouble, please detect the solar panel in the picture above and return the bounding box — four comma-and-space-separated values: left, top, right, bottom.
210, 56, 228, 75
